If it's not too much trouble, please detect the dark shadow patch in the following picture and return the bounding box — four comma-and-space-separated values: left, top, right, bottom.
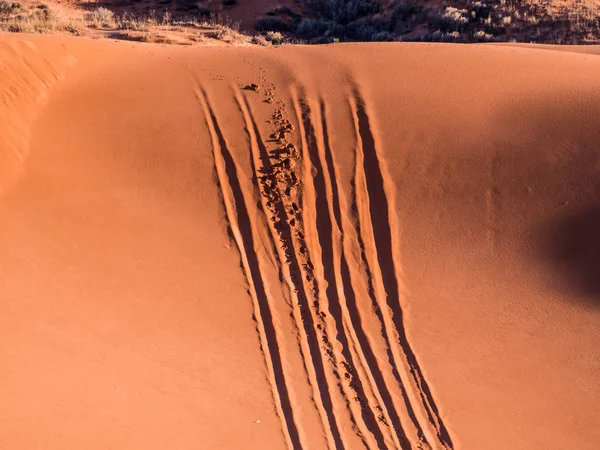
540, 207, 600, 305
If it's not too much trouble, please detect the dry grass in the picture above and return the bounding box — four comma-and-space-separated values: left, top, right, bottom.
0, 2, 267, 45
503, 0, 600, 42
197, 13, 255, 43
0, 4, 86, 35
84, 6, 114, 29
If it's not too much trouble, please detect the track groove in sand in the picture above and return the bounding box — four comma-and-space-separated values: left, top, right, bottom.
299, 95, 396, 450
346, 148, 420, 449
196, 87, 303, 450
318, 98, 411, 450
351, 92, 453, 449
198, 81, 454, 449
233, 89, 334, 450
242, 92, 349, 450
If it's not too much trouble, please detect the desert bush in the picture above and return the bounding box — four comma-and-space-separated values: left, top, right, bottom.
345, 15, 390, 40
200, 14, 248, 43
117, 13, 149, 31
319, 21, 343, 38
353, 24, 378, 39
62, 22, 86, 35
473, 29, 495, 41
327, 0, 381, 24
215, 26, 250, 43
255, 16, 290, 31
251, 34, 270, 45
369, 13, 391, 30
415, 30, 461, 42
312, 35, 335, 44
266, 30, 284, 44
432, 7, 469, 31
391, 0, 425, 33
85, 7, 114, 28
215, 27, 235, 41
345, 19, 376, 39
34, 6, 54, 22
0, 1, 21, 15
296, 18, 328, 38
108, 31, 145, 41
392, 0, 422, 21
160, 10, 169, 24
189, 31, 206, 42
469, 1, 492, 20
203, 12, 240, 31
372, 30, 392, 41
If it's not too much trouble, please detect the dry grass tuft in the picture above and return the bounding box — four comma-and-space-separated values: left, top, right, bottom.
0, 4, 86, 35
85, 7, 114, 29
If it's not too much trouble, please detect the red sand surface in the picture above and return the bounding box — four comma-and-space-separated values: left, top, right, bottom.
2, 34, 600, 449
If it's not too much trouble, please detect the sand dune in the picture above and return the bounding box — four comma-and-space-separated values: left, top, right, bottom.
2, 35, 600, 449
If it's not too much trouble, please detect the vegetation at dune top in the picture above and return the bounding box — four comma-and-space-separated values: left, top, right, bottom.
0, 2, 275, 45
256, 0, 600, 43
0, 0, 599, 44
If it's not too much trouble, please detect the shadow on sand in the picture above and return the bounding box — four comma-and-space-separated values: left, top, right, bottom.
541, 207, 600, 305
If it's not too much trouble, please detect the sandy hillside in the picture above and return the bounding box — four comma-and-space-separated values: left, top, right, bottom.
1, 33, 600, 450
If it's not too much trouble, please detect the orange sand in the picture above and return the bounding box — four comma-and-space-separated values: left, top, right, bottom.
2, 34, 600, 449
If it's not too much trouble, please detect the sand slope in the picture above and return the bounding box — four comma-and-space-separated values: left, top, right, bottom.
1, 35, 600, 449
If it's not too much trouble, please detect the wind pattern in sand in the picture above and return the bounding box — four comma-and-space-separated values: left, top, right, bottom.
196, 83, 454, 450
